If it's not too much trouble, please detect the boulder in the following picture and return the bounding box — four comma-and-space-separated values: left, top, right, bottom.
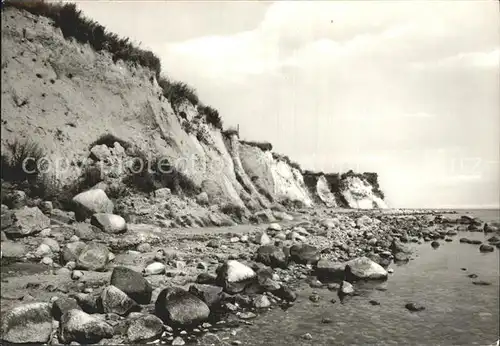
59, 309, 113, 344
254, 267, 281, 292
274, 285, 297, 302
216, 260, 256, 294
127, 314, 164, 343
155, 287, 210, 327
90, 213, 127, 234
315, 260, 345, 281
253, 295, 271, 309
267, 223, 282, 232
255, 245, 287, 268
1, 241, 26, 259
254, 231, 271, 246
2, 207, 50, 237
101, 285, 140, 316
72, 189, 113, 220
60, 241, 86, 264
0, 302, 52, 344
188, 284, 224, 309
73, 293, 103, 314
289, 244, 320, 265
345, 257, 388, 281
76, 242, 110, 271
110, 266, 152, 304
479, 244, 494, 253
50, 208, 76, 224
339, 281, 354, 296
52, 297, 81, 321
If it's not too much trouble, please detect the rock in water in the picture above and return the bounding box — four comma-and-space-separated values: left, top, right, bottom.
340, 281, 354, 296
110, 266, 153, 304
155, 287, 210, 327
345, 257, 388, 280
255, 245, 287, 268
76, 242, 110, 271
72, 189, 114, 221
216, 260, 256, 294
479, 244, 494, 253
405, 303, 425, 312
315, 260, 346, 281
59, 309, 113, 344
0, 302, 53, 344
127, 314, 164, 343
3, 207, 50, 237
431, 241, 440, 248
289, 244, 320, 265
1, 241, 26, 259
101, 285, 140, 316
90, 213, 127, 234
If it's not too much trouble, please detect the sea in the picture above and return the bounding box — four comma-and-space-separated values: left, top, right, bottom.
219, 209, 500, 346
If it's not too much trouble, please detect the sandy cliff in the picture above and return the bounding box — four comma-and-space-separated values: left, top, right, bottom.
1, 6, 387, 218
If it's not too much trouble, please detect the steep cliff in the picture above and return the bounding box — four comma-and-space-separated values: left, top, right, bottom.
1, 5, 388, 220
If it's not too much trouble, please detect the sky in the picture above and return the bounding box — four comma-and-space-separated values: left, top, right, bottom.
75, 1, 500, 209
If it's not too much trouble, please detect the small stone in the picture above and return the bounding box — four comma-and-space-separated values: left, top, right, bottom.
238, 312, 256, 320
137, 243, 152, 253
309, 293, 321, 302
41, 257, 53, 265
171, 336, 185, 345
144, 262, 166, 276
71, 270, 84, 280
301, 333, 313, 340
369, 300, 380, 306
321, 317, 333, 324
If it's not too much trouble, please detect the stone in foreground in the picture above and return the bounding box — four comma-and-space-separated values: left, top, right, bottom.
155, 287, 210, 327
72, 189, 114, 220
3, 207, 50, 237
59, 309, 113, 344
90, 213, 127, 234
110, 266, 153, 304
1, 302, 52, 344
101, 285, 141, 316
127, 314, 164, 343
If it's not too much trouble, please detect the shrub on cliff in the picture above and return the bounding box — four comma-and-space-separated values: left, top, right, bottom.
271, 153, 302, 172
1, 138, 45, 183
240, 140, 273, 152
197, 105, 223, 130
158, 77, 199, 110
4, 0, 162, 78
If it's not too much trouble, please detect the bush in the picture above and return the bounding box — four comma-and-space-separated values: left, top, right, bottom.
240, 140, 272, 152
221, 203, 246, 220
197, 105, 222, 130
271, 152, 302, 172
89, 133, 131, 150
124, 156, 200, 196
5, 0, 162, 78
158, 77, 199, 111
1, 138, 45, 183
222, 127, 239, 138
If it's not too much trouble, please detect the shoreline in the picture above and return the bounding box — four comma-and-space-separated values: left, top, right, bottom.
1, 207, 499, 345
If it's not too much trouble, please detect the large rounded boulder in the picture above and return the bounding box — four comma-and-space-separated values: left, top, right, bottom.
155, 287, 210, 327
110, 266, 153, 304
345, 257, 388, 281
216, 260, 256, 294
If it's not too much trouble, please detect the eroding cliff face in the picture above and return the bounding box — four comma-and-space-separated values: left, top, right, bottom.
238, 144, 313, 207
316, 175, 337, 208
1, 7, 388, 213
340, 176, 388, 209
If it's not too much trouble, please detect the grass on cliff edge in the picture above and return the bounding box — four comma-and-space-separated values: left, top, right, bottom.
4, 0, 223, 130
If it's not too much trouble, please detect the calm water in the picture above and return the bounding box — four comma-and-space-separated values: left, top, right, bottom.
230, 210, 500, 346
